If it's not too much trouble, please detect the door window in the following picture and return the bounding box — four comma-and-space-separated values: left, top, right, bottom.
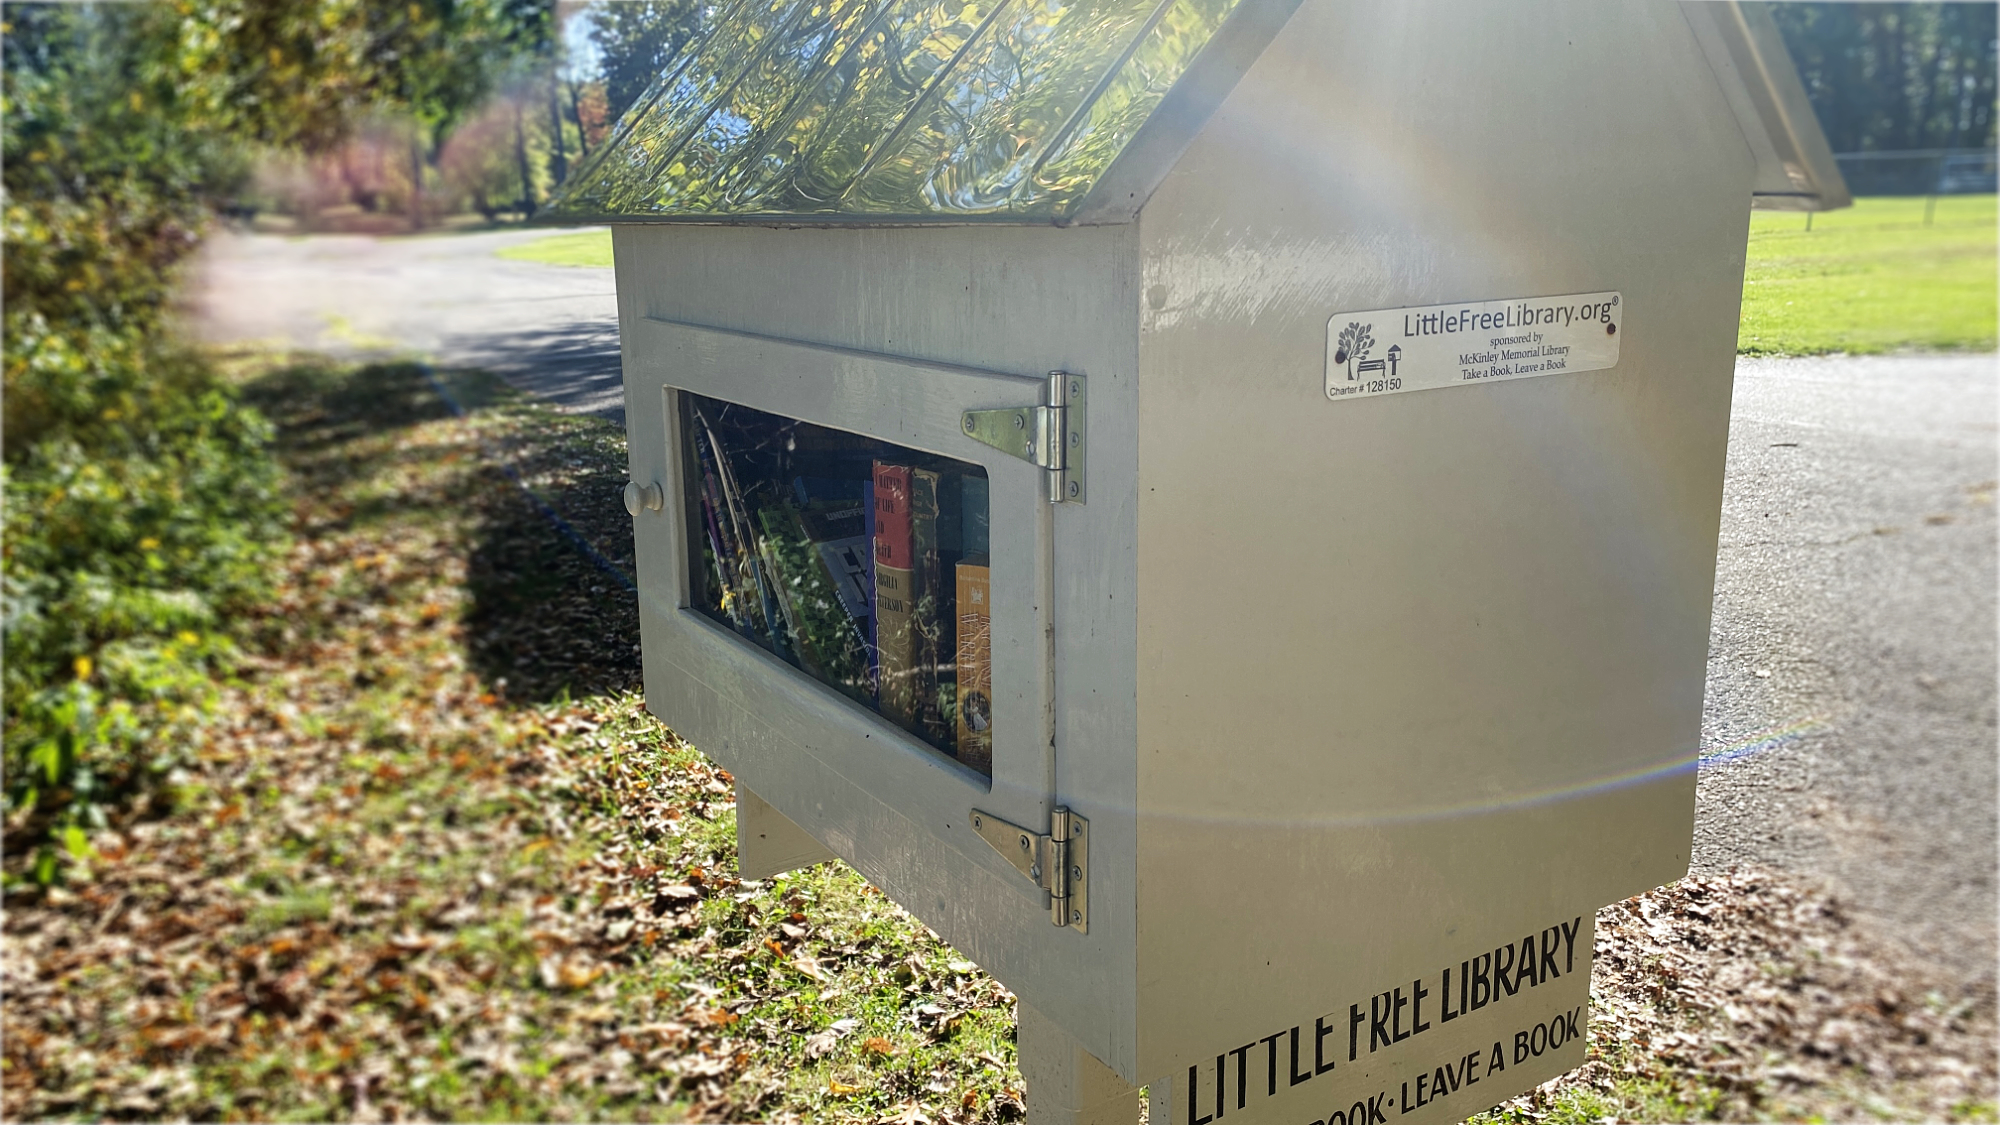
680, 392, 994, 774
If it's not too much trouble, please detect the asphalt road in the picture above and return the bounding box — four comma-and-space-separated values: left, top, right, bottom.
1698, 353, 1996, 985
193, 229, 1999, 986
192, 226, 626, 417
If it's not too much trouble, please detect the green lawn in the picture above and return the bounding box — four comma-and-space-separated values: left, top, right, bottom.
498, 228, 615, 268
500, 195, 1997, 356
1740, 194, 1996, 355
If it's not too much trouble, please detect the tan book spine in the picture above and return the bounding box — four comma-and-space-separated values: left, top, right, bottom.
955, 558, 992, 772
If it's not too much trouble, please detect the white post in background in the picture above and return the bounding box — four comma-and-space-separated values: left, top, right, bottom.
1018, 1002, 1142, 1125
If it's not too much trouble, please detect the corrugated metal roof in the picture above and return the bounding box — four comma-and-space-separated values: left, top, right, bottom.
544, 0, 1284, 225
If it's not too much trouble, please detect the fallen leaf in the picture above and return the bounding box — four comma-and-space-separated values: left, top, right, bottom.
652, 885, 699, 912
539, 957, 602, 990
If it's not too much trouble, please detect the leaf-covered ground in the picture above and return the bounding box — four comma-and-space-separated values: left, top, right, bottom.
2, 360, 1025, 1123
3, 357, 1992, 1122
1477, 871, 1996, 1124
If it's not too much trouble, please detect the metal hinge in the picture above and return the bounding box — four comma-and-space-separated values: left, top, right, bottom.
969, 806, 1089, 932
961, 372, 1086, 504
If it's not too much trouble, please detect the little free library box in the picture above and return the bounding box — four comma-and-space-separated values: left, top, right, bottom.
546, 1, 1847, 1121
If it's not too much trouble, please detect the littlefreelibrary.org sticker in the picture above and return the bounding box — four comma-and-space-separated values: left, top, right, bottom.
1325, 291, 1621, 402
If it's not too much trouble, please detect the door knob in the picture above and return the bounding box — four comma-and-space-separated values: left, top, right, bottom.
624, 480, 664, 516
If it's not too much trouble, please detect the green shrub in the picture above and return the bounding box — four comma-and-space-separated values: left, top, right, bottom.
1, 343, 284, 851
2, 7, 283, 870
2, 2, 553, 878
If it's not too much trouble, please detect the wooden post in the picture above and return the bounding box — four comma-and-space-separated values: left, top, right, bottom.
1018, 1002, 1141, 1125
735, 784, 835, 881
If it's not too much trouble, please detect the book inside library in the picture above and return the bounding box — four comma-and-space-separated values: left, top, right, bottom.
679, 392, 993, 775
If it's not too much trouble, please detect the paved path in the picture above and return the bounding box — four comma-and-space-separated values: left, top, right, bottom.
1698, 353, 1996, 984
192, 226, 626, 417
193, 230, 1998, 984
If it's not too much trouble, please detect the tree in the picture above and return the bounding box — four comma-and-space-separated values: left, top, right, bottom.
1770, 3, 1997, 153
585, 0, 703, 129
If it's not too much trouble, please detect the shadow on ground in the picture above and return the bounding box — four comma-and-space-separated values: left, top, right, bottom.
247, 359, 456, 459
445, 321, 625, 422
247, 359, 642, 705
459, 416, 642, 703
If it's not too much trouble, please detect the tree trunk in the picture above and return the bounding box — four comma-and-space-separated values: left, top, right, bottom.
408, 133, 426, 231
568, 78, 591, 158
1914, 15, 1945, 149
513, 100, 535, 219
547, 77, 569, 186
1888, 10, 1910, 149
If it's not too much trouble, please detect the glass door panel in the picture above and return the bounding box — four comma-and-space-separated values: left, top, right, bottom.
680, 391, 994, 775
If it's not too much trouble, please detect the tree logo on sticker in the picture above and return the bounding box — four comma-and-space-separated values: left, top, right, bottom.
1333, 321, 1376, 381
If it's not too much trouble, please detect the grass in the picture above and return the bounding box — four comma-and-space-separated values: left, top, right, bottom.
1740, 194, 1996, 355
0, 357, 1026, 1123
494, 196, 1999, 357
497, 229, 614, 269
